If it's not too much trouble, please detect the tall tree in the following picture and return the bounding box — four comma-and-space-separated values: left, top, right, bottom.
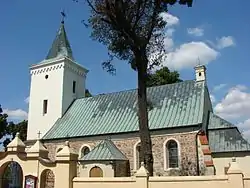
146, 67, 182, 87
85, 89, 92, 97
0, 105, 8, 142
0, 105, 28, 148
6, 120, 28, 141
83, 0, 193, 175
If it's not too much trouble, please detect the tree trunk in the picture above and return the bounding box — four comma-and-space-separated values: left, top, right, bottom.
136, 55, 154, 176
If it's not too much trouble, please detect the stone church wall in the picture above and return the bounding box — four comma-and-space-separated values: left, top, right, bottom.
43, 131, 198, 176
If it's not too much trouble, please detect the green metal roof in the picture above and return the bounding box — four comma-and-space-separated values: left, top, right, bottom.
208, 112, 250, 153
43, 80, 206, 140
45, 22, 74, 60
208, 113, 235, 130
81, 140, 128, 161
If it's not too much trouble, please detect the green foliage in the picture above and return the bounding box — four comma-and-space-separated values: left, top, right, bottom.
7, 120, 27, 141
0, 105, 27, 148
0, 105, 8, 139
85, 89, 92, 97
146, 67, 182, 87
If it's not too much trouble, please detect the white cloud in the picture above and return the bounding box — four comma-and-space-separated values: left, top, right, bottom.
164, 37, 174, 51
25, 96, 29, 104
152, 13, 235, 71
213, 84, 227, 92
165, 28, 175, 37
214, 85, 250, 120
187, 27, 204, 37
163, 42, 219, 70
238, 119, 250, 131
242, 129, 250, 142
3, 109, 28, 120
160, 12, 179, 27
237, 119, 250, 141
216, 36, 235, 49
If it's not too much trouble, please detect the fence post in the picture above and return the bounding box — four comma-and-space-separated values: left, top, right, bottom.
55, 141, 78, 188
227, 157, 244, 188
135, 163, 149, 188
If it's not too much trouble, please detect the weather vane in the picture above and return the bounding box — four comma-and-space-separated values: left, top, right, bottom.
61, 10, 66, 24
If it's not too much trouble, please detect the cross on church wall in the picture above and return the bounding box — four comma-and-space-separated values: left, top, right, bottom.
37, 131, 42, 139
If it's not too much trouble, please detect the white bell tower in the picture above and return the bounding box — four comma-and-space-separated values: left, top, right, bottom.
27, 20, 88, 140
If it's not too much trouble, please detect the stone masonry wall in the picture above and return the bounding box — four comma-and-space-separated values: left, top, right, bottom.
43, 131, 198, 176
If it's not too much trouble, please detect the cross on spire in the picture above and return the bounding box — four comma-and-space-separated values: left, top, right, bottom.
37, 131, 42, 139
61, 10, 66, 24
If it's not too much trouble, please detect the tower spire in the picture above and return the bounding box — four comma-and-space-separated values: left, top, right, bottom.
45, 11, 74, 60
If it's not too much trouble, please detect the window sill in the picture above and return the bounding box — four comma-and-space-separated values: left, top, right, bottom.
164, 167, 180, 172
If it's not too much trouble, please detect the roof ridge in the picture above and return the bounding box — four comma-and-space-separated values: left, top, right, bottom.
81, 139, 127, 161
80, 79, 199, 100
104, 140, 127, 159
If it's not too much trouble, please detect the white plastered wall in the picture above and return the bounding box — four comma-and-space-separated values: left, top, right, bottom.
27, 58, 87, 140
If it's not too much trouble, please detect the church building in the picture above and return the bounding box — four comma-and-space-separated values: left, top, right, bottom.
25, 20, 250, 177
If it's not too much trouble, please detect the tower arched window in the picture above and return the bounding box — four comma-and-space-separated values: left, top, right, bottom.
163, 139, 180, 170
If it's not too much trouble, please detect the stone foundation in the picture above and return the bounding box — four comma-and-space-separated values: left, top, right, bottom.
43, 131, 198, 176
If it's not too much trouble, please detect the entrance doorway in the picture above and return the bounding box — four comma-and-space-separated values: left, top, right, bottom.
40, 169, 55, 188
89, 166, 103, 177
1, 161, 23, 188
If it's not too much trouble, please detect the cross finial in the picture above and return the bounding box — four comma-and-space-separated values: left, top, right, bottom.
37, 131, 42, 139
61, 10, 66, 24
197, 57, 201, 66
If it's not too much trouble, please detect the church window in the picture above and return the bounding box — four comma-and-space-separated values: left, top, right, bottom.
43, 100, 48, 114
73, 81, 76, 93
45, 75, 49, 79
79, 145, 91, 159
166, 140, 179, 168
134, 142, 143, 170
199, 72, 202, 76
82, 147, 90, 156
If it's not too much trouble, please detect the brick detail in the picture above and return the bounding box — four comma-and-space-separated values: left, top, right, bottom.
202, 148, 211, 155
204, 160, 214, 167
199, 135, 209, 145
198, 133, 214, 168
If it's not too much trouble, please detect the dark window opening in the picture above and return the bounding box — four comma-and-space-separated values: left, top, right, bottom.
73, 81, 76, 93
199, 72, 202, 76
167, 140, 179, 168
43, 100, 48, 114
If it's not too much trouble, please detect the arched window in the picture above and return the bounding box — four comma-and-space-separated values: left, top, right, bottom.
166, 140, 179, 168
79, 145, 91, 159
40, 169, 55, 188
89, 166, 103, 177
134, 142, 143, 170
82, 147, 90, 156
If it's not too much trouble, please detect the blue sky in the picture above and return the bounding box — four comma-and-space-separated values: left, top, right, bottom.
1, 0, 250, 138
